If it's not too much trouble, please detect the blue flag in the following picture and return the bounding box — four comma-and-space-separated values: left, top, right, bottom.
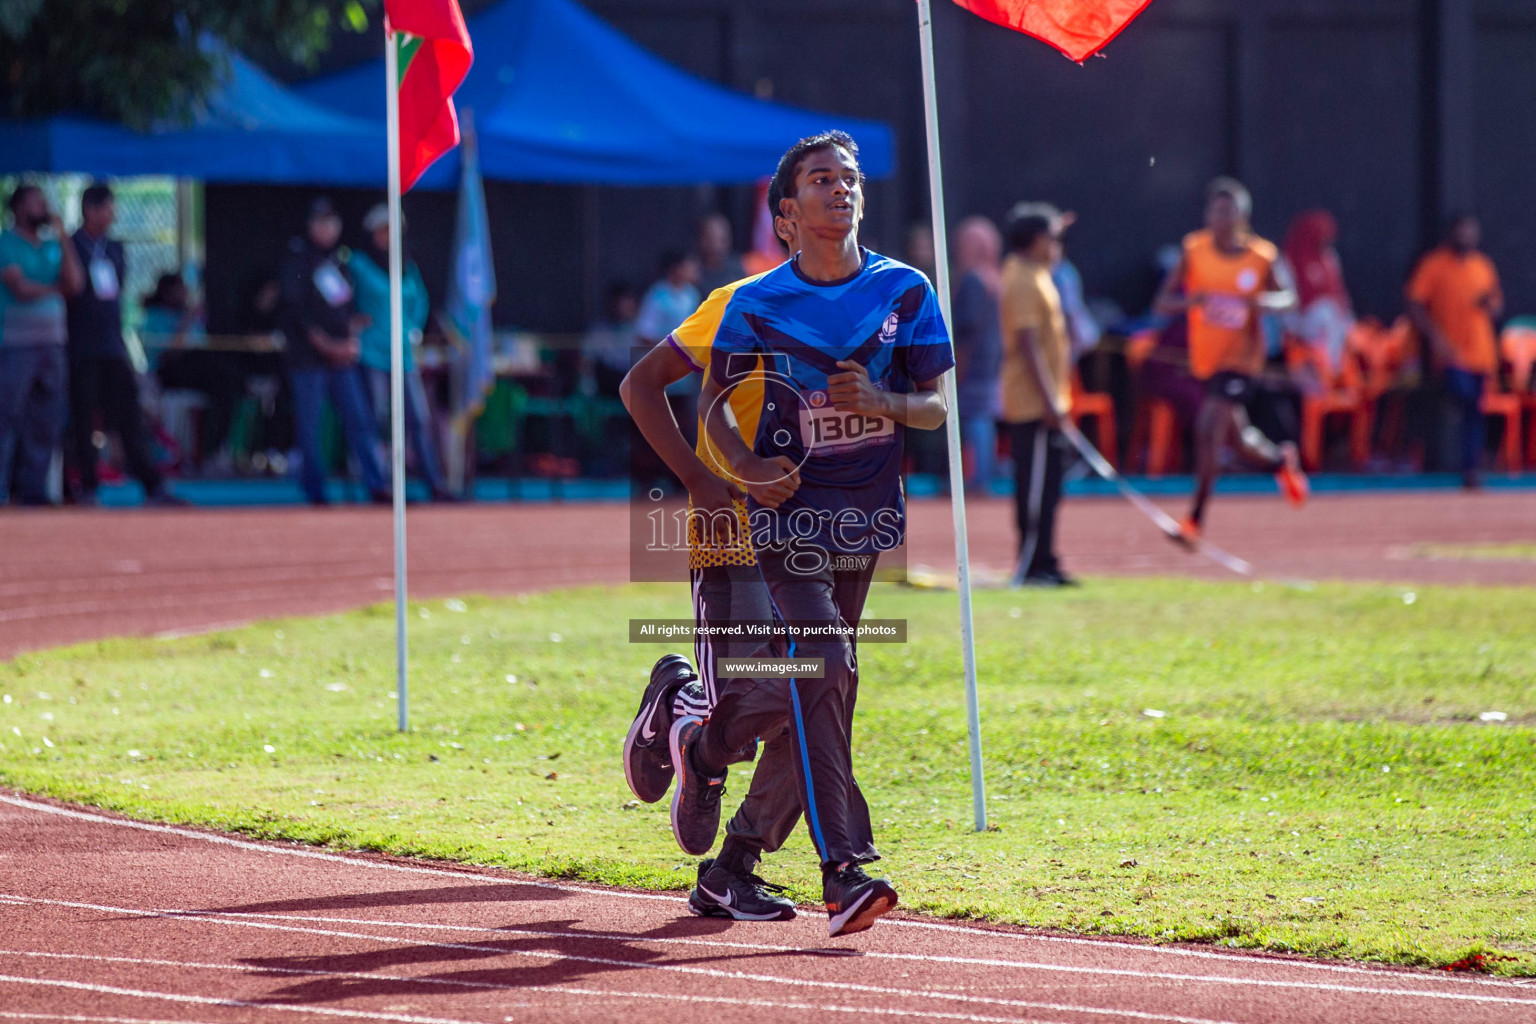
442, 113, 496, 430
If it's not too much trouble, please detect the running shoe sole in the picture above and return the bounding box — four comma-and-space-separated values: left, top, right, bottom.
622, 654, 692, 803
827, 880, 899, 937
668, 715, 719, 856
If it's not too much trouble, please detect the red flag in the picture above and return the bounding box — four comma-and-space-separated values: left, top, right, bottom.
387, 0, 473, 190
951, 0, 1153, 62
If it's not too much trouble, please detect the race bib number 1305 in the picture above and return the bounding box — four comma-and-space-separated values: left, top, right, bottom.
800, 404, 894, 456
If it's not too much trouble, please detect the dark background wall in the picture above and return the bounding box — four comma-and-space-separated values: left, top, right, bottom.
207, 0, 1536, 334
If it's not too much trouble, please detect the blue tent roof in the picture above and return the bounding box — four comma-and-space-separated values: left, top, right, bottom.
0, 0, 893, 187
300, 0, 895, 185
0, 47, 391, 185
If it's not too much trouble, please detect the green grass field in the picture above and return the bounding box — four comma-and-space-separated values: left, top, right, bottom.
1412, 542, 1536, 562
2, 578, 1533, 974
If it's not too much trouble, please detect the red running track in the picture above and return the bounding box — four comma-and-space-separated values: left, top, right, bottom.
3, 490, 1535, 1021
3, 490, 1535, 659
2, 791, 1533, 1024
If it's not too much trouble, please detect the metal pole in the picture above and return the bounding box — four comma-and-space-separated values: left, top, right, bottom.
916, 0, 986, 831
386, 24, 410, 733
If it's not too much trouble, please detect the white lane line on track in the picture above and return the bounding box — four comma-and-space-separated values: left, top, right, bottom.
0, 974, 482, 1024
519, 986, 1077, 1024
0, 791, 1516, 986
0, 895, 1249, 1024
8, 893, 1536, 1018
0, 1013, 229, 1024
150, 906, 1536, 1000
0, 950, 1082, 1024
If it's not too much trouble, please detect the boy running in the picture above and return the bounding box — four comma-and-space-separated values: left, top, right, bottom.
1155, 177, 1308, 540
674, 131, 954, 937
619, 211, 805, 922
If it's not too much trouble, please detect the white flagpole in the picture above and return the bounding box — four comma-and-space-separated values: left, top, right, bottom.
385, 24, 410, 733
916, 0, 986, 831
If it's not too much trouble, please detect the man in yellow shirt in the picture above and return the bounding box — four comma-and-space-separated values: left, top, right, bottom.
1406, 213, 1503, 488
998, 202, 1075, 587
1155, 177, 1307, 539
618, 208, 804, 923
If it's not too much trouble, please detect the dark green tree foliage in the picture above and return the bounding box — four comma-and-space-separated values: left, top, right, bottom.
0, 0, 374, 128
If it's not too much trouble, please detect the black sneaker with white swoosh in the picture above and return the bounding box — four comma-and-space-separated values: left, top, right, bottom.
622, 654, 698, 803
688, 858, 797, 921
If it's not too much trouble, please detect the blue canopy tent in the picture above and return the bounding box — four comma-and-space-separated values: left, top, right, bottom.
299, 0, 894, 185
0, 47, 392, 185
0, 0, 891, 187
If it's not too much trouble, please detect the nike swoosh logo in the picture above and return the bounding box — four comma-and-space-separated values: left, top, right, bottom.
638, 694, 660, 741
699, 883, 734, 908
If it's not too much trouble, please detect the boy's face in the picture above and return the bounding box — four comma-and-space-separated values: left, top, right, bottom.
783, 145, 863, 239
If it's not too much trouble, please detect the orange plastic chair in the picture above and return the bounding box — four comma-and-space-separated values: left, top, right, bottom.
1290, 326, 1372, 471
1501, 326, 1536, 469
1069, 369, 1117, 468
1349, 317, 1413, 400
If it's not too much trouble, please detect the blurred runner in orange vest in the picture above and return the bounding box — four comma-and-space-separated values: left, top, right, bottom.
1155, 177, 1308, 541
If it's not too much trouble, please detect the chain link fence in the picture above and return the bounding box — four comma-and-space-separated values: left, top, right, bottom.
1, 173, 199, 336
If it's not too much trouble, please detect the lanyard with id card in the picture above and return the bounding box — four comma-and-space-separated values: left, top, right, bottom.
89, 252, 119, 301
313, 261, 353, 308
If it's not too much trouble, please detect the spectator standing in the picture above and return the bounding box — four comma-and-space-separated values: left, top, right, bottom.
694, 213, 746, 297
999, 203, 1075, 587
950, 216, 1003, 491
1406, 214, 1502, 489
277, 198, 388, 506
1048, 214, 1100, 359
350, 204, 451, 501
636, 251, 702, 445
582, 281, 640, 397
64, 185, 180, 506
635, 252, 701, 347
0, 184, 82, 505
145, 272, 242, 472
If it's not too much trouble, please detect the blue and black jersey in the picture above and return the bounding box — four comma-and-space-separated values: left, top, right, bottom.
709, 248, 954, 554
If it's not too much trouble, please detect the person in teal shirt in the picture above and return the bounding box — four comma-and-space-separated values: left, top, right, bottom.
0, 184, 83, 505
349, 204, 451, 500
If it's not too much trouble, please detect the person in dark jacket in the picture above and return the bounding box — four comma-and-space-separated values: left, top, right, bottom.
65, 184, 182, 505
277, 197, 387, 506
